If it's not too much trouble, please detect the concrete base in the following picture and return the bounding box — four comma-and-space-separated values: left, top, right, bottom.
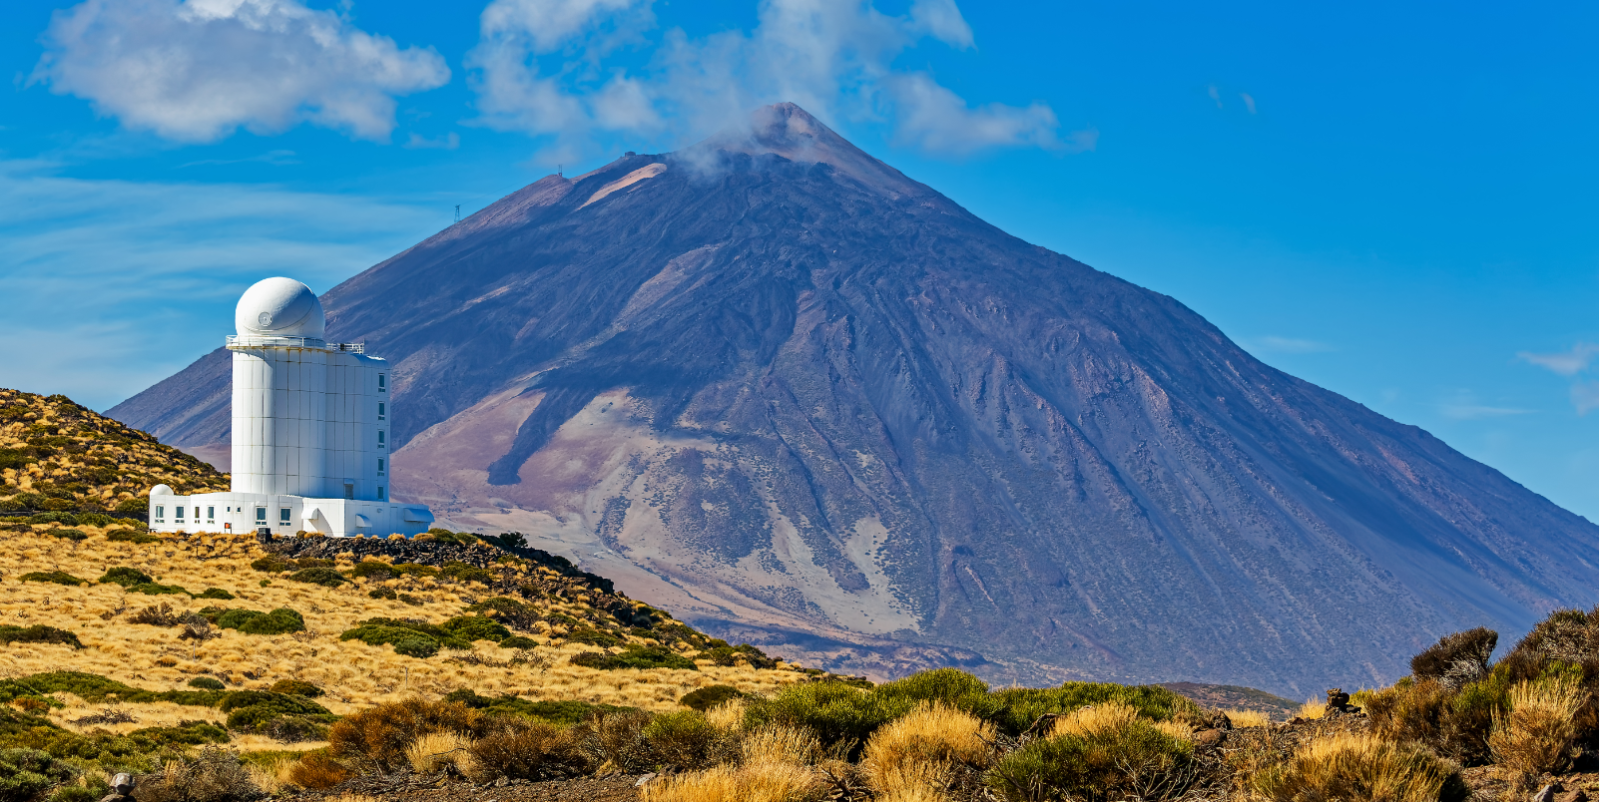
148, 491, 433, 537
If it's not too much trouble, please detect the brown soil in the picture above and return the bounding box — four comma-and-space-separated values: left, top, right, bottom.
299, 771, 644, 801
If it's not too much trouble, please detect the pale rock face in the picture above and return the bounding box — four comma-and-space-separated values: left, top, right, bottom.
235, 276, 326, 339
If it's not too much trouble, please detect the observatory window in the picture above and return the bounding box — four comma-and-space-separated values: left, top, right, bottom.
378, 402, 386, 420
280, 508, 291, 523
207, 506, 215, 521
377, 430, 385, 448
344, 483, 354, 500
377, 458, 386, 475
255, 507, 267, 523
378, 374, 386, 391
378, 486, 386, 501
154, 505, 164, 522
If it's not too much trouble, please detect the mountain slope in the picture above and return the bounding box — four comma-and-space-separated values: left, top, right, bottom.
110, 103, 1598, 696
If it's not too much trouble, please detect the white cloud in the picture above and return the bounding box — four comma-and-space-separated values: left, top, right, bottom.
403, 132, 461, 150
467, 0, 1079, 159
1440, 403, 1536, 421
0, 160, 444, 410
1572, 380, 1599, 415
1250, 335, 1336, 354
1240, 92, 1257, 114
1517, 342, 1598, 376
32, 0, 451, 143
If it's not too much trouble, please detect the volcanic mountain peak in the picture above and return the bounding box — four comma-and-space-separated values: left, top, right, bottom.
109, 104, 1597, 694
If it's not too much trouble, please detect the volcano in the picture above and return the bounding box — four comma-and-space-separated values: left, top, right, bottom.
110, 103, 1597, 696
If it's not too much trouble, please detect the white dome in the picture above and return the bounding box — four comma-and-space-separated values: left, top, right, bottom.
235, 277, 325, 339
149, 484, 173, 497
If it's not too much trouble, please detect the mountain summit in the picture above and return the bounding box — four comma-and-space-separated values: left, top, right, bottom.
111, 104, 1597, 695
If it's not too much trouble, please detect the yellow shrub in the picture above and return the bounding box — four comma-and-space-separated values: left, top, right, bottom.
862, 702, 995, 802
404, 730, 478, 776
1490, 675, 1585, 787
1050, 701, 1140, 738
708, 698, 748, 732
642, 761, 825, 802
1297, 697, 1327, 720
1253, 732, 1465, 801
1223, 708, 1270, 728
741, 724, 821, 767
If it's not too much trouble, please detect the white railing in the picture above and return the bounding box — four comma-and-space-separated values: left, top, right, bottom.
225, 336, 363, 353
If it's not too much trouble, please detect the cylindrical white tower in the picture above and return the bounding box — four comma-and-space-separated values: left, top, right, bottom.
228, 278, 330, 497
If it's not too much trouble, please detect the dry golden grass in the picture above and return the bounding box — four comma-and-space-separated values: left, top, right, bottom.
1297, 697, 1328, 720
861, 702, 993, 802
708, 698, 748, 732
1050, 701, 1140, 739
0, 527, 804, 717
642, 761, 826, 802
1155, 719, 1193, 741
405, 730, 479, 775
1490, 675, 1586, 787
1224, 708, 1271, 728
741, 724, 821, 767
1254, 732, 1461, 802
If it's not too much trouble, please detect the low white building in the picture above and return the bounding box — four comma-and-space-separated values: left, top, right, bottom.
149, 277, 433, 537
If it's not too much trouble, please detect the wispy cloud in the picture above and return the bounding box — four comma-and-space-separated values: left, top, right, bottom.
179, 149, 299, 168
1240, 92, 1257, 114
403, 132, 461, 150
1517, 342, 1598, 376
0, 160, 443, 410
1438, 390, 1536, 421
466, 0, 1084, 160
32, 0, 449, 143
1249, 335, 1336, 354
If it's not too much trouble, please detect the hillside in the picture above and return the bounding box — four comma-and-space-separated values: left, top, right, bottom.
109, 102, 1598, 697
0, 388, 226, 514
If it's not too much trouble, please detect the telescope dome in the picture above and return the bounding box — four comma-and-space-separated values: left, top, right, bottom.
235, 277, 325, 339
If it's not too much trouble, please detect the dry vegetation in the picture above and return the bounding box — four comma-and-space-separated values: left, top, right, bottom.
0, 389, 227, 514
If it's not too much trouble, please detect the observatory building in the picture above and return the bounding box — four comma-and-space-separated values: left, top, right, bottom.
147, 278, 433, 537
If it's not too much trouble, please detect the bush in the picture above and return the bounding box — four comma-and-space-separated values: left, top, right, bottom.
746, 681, 910, 757
132, 720, 230, 746
987, 681, 1199, 737
28, 511, 77, 525
269, 679, 323, 698
440, 561, 493, 584
988, 718, 1192, 801
640, 709, 728, 771
468, 718, 589, 781
189, 677, 226, 691
0, 625, 84, 649
1490, 674, 1587, 788
286, 567, 347, 588
499, 636, 538, 650
483, 531, 528, 550
1252, 732, 1467, 802
129, 581, 191, 596
349, 561, 397, 580
368, 587, 398, 600
1412, 627, 1498, 689
874, 668, 1000, 720
681, 685, 747, 712
49, 527, 88, 541
130, 603, 189, 627
329, 699, 487, 772
443, 615, 512, 643
864, 702, 996, 801
566, 627, 622, 648
393, 636, 438, 658
107, 528, 159, 544
76, 513, 112, 527
220, 692, 335, 738
570, 646, 697, 671
0, 747, 75, 801
192, 587, 234, 600
442, 689, 635, 726
284, 751, 351, 790
21, 570, 87, 586
205, 607, 305, 635
469, 597, 542, 630
98, 566, 154, 587
249, 555, 295, 573
134, 745, 264, 801
114, 497, 149, 513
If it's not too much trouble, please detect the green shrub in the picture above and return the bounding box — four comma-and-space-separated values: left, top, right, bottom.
443, 615, 511, 642
349, 561, 397, 580
987, 682, 1200, 737
195, 588, 234, 600
368, 587, 398, 600
640, 709, 725, 770
46, 784, 103, 801
286, 567, 347, 587
469, 718, 589, 781
392, 637, 437, 658
27, 512, 77, 525
114, 497, 149, 514
49, 527, 88, 542
745, 681, 909, 755
1252, 733, 1468, 802
499, 636, 538, 650
442, 689, 634, 726
421, 529, 481, 545
1412, 627, 1499, 688
188, 677, 226, 691
204, 607, 305, 635
390, 562, 438, 577
20, 571, 87, 586
0, 747, 75, 801
440, 561, 493, 584
0, 625, 84, 649
132, 744, 264, 802
220, 691, 335, 737
988, 719, 1193, 801
680, 685, 747, 712
76, 513, 113, 527
130, 720, 230, 746
874, 668, 998, 718
249, 555, 295, 573
98, 567, 153, 587
694, 643, 779, 669
482, 531, 529, 550
268, 679, 323, 698
570, 646, 697, 671
107, 528, 158, 544
470, 597, 541, 629
128, 582, 190, 596
565, 627, 621, 648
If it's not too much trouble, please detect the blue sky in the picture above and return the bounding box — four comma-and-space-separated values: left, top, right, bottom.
0, 0, 1596, 520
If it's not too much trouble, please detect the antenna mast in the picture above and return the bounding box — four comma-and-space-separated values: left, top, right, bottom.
454, 205, 461, 224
